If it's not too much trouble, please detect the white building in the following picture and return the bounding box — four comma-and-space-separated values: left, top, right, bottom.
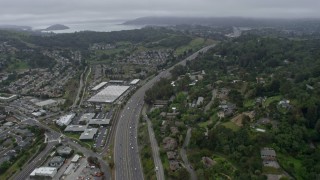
129, 79, 140, 85
30, 167, 57, 178
56, 113, 75, 126
88, 85, 130, 103
35, 99, 58, 108
71, 154, 81, 163
91, 82, 108, 91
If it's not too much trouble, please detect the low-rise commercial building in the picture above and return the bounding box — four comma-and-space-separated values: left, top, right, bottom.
56, 146, 73, 157
91, 82, 108, 91
30, 167, 57, 178
71, 154, 81, 163
129, 79, 140, 85
88, 119, 110, 126
79, 128, 98, 140
35, 99, 58, 108
64, 125, 87, 133
56, 113, 75, 126
79, 113, 95, 125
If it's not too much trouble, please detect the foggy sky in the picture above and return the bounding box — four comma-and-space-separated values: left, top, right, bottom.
0, 0, 319, 26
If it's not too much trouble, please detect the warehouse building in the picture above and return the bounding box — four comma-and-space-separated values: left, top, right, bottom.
91, 82, 108, 91
88, 85, 130, 103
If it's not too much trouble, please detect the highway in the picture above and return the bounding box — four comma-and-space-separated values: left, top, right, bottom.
114, 44, 216, 180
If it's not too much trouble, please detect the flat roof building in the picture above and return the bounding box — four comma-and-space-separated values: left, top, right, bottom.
30, 167, 57, 178
35, 99, 57, 107
88, 118, 111, 126
130, 79, 140, 85
64, 125, 87, 132
88, 85, 130, 103
109, 80, 124, 84
79, 113, 95, 124
56, 146, 73, 157
91, 82, 108, 91
79, 128, 98, 140
56, 114, 75, 126
71, 154, 81, 163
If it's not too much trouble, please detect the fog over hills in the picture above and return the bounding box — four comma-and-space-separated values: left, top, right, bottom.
124, 16, 320, 27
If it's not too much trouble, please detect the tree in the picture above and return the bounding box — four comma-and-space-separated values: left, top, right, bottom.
315, 119, 320, 133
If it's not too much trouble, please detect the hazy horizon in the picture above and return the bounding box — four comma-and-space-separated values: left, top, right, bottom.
0, 0, 320, 26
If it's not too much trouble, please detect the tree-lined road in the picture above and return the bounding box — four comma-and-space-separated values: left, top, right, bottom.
143, 111, 165, 180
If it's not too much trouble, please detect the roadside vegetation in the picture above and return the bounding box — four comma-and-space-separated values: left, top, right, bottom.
138, 116, 156, 180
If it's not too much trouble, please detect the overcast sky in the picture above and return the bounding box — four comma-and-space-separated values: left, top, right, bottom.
1, 0, 320, 26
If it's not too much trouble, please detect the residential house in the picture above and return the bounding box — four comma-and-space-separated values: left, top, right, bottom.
261, 147, 276, 161
48, 156, 65, 168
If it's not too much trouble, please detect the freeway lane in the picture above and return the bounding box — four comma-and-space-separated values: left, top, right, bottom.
114, 44, 216, 180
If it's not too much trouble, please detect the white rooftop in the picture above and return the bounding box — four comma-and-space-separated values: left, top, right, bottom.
30, 167, 57, 177
88, 85, 130, 103
35, 99, 57, 107
57, 114, 75, 126
130, 79, 140, 85
92, 82, 108, 91
71, 154, 81, 162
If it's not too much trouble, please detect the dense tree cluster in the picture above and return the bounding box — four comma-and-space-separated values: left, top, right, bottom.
186, 35, 320, 179
145, 78, 174, 104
